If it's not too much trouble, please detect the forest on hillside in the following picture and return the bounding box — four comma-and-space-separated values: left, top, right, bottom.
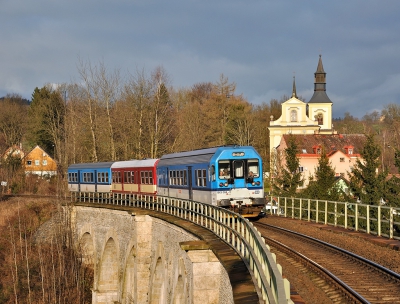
0, 62, 400, 195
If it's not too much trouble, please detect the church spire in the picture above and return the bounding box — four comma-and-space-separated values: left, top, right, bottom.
314, 54, 326, 92
291, 76, 297, 98
308, 55, 332, 104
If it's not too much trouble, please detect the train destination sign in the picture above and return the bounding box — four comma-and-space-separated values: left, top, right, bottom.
232, 152, 245, 157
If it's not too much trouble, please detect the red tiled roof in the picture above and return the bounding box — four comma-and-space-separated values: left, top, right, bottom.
281, 134, 366, 155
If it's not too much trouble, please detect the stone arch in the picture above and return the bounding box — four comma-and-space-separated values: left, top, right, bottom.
98, 237, 119, 293
172, 258, 187, 304
150, 242, 166, 304
80, 232, 95, 266
122, 245, 136, 304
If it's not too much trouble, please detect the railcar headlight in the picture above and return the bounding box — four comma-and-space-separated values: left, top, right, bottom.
219, 182, 224, 187
251, 182, 255, 186
224, 182, 228, 187
256, 181, 260, 185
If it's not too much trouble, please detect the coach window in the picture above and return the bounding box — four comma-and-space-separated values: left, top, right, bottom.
83, 172, 94, 183
196, 169, 207, 187
112, 172, 121, 183
184, 170, 187, 185
149, 171, 153, 184
178, 170, 183, 185
247, 159, 260, 177
218, 161, 231, 179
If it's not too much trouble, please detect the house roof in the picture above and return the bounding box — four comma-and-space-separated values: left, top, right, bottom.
281, 134, 366, 155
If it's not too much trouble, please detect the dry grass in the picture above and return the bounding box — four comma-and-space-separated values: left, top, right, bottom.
0, 197, 92, 303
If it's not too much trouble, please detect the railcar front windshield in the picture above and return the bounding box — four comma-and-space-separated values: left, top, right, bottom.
218, 160, 231, 179
247, 159, 260, 177
218, 159, 260, 179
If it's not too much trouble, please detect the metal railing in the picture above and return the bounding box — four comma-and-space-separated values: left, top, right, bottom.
71, 192, 291, 304
266, 195, 400, 240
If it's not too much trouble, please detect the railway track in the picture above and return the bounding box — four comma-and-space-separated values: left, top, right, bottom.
254, 222, 400, 304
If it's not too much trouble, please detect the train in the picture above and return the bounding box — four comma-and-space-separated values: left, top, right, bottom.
68, 146, 265, 218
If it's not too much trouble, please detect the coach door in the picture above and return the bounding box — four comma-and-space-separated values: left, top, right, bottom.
78, 170, 81, 192
94, 170, 98, 193
188, 166, 193, 201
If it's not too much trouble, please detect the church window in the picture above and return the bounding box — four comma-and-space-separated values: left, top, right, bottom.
317, 113, 323, 125
290, 110, 297, 122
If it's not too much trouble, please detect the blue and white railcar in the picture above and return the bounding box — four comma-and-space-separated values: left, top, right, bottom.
157, 146, 264, 214
68, 162, 115, 193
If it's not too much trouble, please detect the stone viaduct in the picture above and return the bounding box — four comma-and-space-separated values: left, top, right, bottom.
70, 203, 262, 304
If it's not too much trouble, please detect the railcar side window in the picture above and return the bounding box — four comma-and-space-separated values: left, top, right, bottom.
83, 172, 94, 182
97, 172, 109, 183
218, 161, 231, 179
112, 171, 121, 183
140, 171, 152, 184
124, 171, 134, 183
247, 159, 260, 177
68, 172, 78, 182
196, 169, 207, 187
167, 170, 186, 186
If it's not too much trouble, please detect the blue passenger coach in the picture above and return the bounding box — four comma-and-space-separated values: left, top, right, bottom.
68, 162, 115, 193
157, 146, 264, 217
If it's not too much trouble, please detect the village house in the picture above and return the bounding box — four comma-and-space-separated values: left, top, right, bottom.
23, 145, 57, 177
1, 145, 25, 161
277, 134, 365, 189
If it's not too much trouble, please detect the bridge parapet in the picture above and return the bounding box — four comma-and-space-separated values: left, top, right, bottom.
71, 192, 292, 304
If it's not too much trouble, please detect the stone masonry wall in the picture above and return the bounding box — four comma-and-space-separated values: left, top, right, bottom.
69, 206, 234, 304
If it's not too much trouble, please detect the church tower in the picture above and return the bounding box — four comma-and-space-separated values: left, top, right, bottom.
268, 55, 335, 173
307, 55, 333, 133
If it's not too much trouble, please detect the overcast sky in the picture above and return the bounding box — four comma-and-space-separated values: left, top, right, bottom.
1, 0, 400, 118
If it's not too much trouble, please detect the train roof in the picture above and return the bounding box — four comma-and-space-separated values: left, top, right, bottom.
111, 159, 159, 168
68, 162, 115, 170
158, 146, 258, 166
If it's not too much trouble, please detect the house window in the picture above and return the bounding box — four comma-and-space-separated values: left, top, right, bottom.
298, 166, 304, 172
42, 160, 48, 166
316, 148, 321, 154
340, 157, 345, 162
348, 149, 353, 154
35, 160, 40, 166
27, 160, 32, 166
290, 110, 297, 122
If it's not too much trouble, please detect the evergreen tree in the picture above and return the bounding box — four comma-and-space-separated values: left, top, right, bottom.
303, 146, 340, 201
383, 148, 400, 208
28, 86, 66, 158
349, 134, 387, 205
273, 135, 303, 196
